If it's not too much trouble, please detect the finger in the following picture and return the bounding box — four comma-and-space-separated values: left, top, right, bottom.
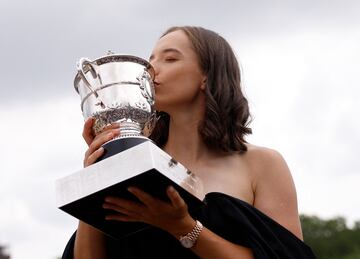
167, 186, 186, 209
85, 123, 120, 151
127, 187, 156, 207
92, 128, 120, 149
84, 129, 120, 167
87, 131, 115, 157
84, 147, 104, 167
100, 122, 120, 133
83, 118, 95, 146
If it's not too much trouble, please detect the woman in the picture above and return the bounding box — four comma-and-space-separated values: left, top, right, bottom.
62, 26, 315, 258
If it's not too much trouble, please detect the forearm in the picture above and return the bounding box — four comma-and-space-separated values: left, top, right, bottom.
190, 227, 253, 259
74, 221, 107, 259
168, 218, 253, 259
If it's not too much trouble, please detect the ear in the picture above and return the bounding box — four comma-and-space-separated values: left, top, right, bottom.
200, 76, 207, 90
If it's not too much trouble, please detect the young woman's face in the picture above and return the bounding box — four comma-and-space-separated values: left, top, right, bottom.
149, 30, 206, 112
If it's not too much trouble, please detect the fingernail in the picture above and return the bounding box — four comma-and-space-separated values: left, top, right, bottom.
168, 186, 175, 193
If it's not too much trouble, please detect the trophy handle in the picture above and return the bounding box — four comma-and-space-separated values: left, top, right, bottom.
77, 58, 106, 108
137, 70, 155, 106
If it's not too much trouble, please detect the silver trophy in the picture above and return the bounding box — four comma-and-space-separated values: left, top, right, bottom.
74, 53, 157, 157
75, 53, 155, 137
55, 53, 203, 239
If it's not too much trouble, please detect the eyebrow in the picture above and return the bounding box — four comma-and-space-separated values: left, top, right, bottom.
149, 48, 183, 61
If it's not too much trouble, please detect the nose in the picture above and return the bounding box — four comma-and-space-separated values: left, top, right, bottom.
150, 60, 159, 77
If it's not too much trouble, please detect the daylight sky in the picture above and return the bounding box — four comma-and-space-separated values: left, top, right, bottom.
0, 1, 359, 258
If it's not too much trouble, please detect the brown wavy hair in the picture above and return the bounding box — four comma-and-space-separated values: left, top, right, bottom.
149, 26, 252, 153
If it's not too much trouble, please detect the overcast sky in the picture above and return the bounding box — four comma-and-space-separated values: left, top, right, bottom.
1, 0, 360, 258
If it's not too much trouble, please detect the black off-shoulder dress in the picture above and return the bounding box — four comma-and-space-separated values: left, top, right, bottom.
62, 192, 316, 259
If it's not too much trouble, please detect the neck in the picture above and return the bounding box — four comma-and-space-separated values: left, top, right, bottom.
163, 108, 212, 168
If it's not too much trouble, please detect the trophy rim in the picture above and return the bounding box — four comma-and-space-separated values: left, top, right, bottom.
74, 54, 155, 93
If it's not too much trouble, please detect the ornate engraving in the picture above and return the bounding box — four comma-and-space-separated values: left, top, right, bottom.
92, 104, 150, 134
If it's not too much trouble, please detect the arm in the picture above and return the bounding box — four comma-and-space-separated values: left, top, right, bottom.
74, 222, 107, 259
104, 186, 254, 259
186, 148, 302, 257
74, 119, 120, 259
103, 147, 303, 258
251, 147, 303, 240
174, 146, 302, 257
173, 222, 254, 259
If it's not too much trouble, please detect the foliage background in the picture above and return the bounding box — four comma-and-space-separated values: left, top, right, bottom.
301, 215, 360, 259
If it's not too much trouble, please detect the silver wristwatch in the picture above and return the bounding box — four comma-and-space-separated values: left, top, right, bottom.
179, 220, 203, 248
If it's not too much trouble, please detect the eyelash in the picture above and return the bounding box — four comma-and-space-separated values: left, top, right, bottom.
164, 57, 177, 62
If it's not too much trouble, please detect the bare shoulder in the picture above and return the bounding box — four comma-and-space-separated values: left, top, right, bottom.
242, 144, 293, 185
242, 143, 303, 239
244, 143, 287, 169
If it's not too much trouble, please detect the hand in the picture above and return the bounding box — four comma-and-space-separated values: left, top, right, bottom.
82, 118, 96, 146
103, 186, 196, 237
83, 118, 121, 167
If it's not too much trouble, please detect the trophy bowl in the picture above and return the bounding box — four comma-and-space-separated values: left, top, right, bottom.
74, 53, 156, 137
74, 53, 157, 159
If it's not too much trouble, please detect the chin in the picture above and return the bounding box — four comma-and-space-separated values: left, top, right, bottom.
154, 102, 172, 115
154, 97, 167, 111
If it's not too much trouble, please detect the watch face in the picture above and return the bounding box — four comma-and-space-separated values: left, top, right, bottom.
180, 237, 194, 248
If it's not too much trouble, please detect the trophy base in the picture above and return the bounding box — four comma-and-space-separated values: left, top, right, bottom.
99, 137, 149, 161
55, 141, 204, 239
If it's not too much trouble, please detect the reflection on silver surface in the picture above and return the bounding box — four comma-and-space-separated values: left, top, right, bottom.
74, 53, 155, 136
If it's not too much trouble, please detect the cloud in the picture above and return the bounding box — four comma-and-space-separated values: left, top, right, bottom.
0, 96, 83, 258
1, 0, 359, 104
1, 1, 360, 258
239, 24, 360, 223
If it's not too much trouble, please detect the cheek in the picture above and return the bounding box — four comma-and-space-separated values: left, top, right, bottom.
154, 65, 204, 109
155, 80, 201, 110
170, 64, 203, 88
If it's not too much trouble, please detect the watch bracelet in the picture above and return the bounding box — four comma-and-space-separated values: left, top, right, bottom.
181, 220, 203, 241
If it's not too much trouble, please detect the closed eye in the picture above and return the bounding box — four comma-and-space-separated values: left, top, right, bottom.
165, 57, 178, 62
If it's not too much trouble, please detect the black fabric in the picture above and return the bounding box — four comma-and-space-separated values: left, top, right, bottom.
62, 192, 316, 259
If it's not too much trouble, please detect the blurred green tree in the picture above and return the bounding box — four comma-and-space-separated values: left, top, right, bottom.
301, 215, 360, 259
